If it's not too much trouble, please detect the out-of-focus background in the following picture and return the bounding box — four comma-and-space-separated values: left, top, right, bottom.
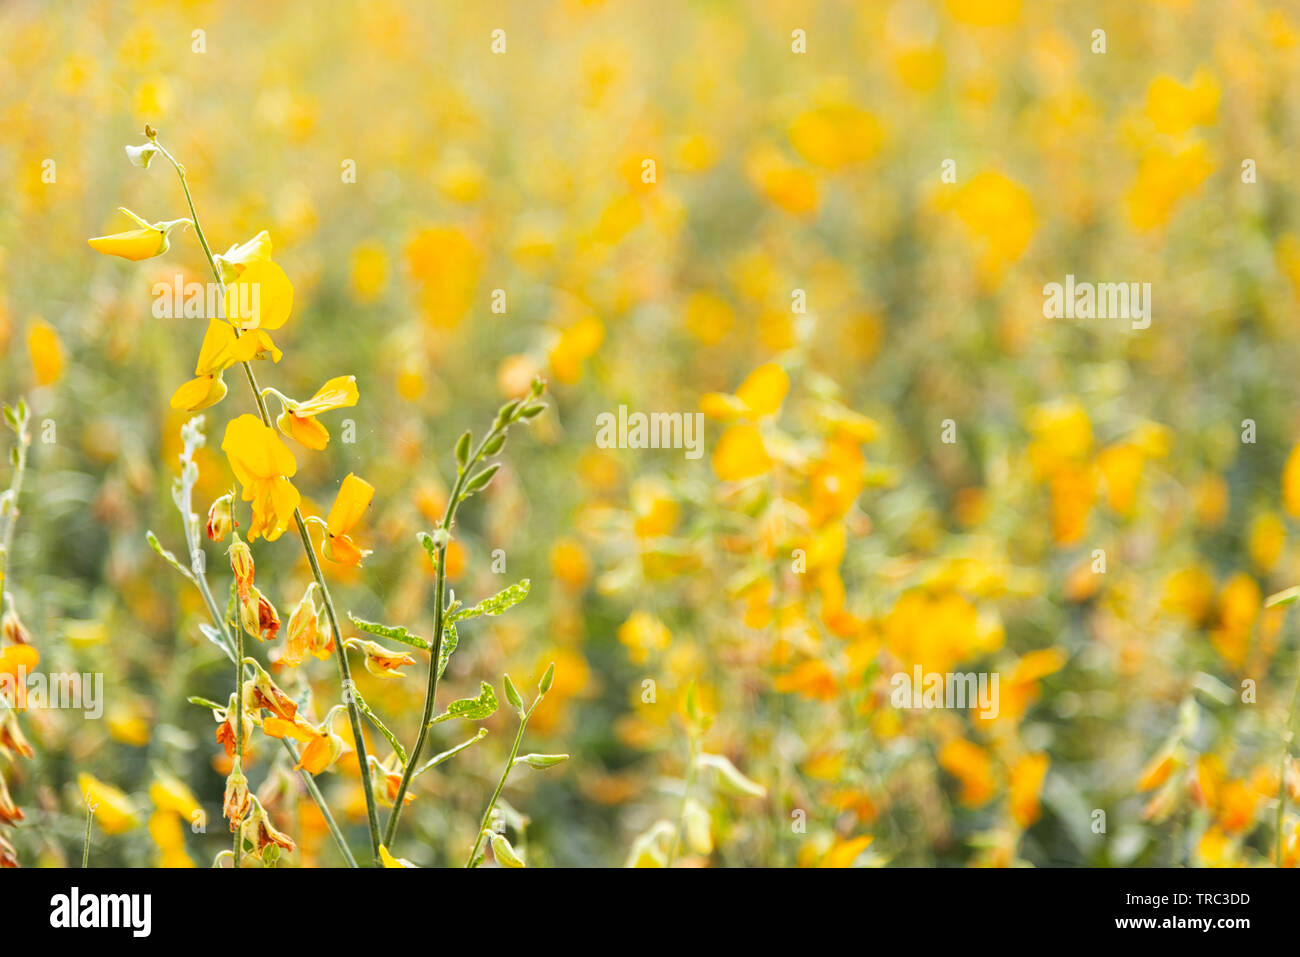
3, 0, 1300, 867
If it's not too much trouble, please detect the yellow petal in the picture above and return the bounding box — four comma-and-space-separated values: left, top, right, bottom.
734, 363, 789, 418
326, 473, 374, 538
225, 259, 293, 330
712, 425, 772, 481
222, 414, 298, 485
287, 375, 359, 417
88, 228, 166, 261
170, 374, 227, 411
700, 392, 747, 420
277, 410, 330, 450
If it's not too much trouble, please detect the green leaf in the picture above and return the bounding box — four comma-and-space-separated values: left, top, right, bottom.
538, 662, 555, 695
503, 674, 524, 714
347, 613, 431, 650
199, 623, 236, 664
455, 430, 472, 468
513, 753, 569, 770
450, 579, 531, 623
411, 728, 488, 779
431, 681, 498, 724
696, 753, 766, 798
462, 463, 501, 497
353, 690, 407, 765
146, 530, 196, 584
1266, 586, 1300, 607
187, 695, 226, 711
437, 621, 458, 679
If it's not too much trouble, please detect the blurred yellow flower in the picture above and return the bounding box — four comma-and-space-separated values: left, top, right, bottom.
78, 772, 138, 835
1144, 68, 1219, 135
26, 318, 64, 386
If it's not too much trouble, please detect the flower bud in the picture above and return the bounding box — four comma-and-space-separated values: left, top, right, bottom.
284, 585, 331, 667
243, 796, 295, 857
345, 639, 416, 679
222, 759, 251, 831
206, 493, 235, 542
1, 609, 31, 646
0, 709, 33, 760
228, 539, 255, 600
239, 588, 280, 643
246, 661, 297, 721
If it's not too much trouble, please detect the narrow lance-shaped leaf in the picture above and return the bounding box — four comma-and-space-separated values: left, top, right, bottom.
347, 613, 431, 650
450, 579, 531, 623
146, 530, 196, 584
411, 728, 488, 779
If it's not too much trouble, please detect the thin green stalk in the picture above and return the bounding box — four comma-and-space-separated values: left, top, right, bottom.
232, 615, 246, 868
466, 703, 533, 868
1277, 653, 1300, 867
383, 420, 509, 849
667, 732, 699, 866
0, 404, 31, 620
155, 136, 382, 864
81, 800, 95, 868
281, 738, 358, 868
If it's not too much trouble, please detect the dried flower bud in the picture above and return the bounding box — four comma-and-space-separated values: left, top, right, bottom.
1, 609, 30, 646
206, 492, 235, 542
222, 759, 251, 831
228, 539, 255, 600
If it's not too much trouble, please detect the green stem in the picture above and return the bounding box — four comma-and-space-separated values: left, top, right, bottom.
383, 421, 508, 849
1277, 653, 1300, 867
0, 406, 31, 619
156, 138, 382, 864
281, 738, 358, 867
232, 615, 245, 868
81, 801, 95, 868
667, 732, 699, 866
466, 702, 533, 868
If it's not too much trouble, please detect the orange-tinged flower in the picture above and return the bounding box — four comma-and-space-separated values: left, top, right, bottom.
274, 375, 359, 450
87, 208, 189, 261
0, 773, 23, 824
345, 639, 416, 678
938, 738, 996, 806
222, 415, 300, 542
322, 473, 374, 565
283, 584, 332, 667
1009, 753, 1049, 827
206, 493, 235, 542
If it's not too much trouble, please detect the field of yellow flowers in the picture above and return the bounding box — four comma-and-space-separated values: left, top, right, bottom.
3, 0, 1300, 872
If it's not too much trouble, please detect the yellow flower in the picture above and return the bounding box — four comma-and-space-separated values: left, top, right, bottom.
87, 208, 189, 261
275, 375, 359, 450
379, 844, 417, 868
702, 363, 789, 421
170, 320, 281, 412
1126, 141, 1213, 231
213, 230, 272, 282
548, 316, 604, 385
946, 0, 1019, 26
1144, 68, 1219, 135
27, 318, 65, 386
938, 738, 995, 807
322, 472, 374, 565
149, 772, 202, 821
221, 414, 300, 542
788, 102, 882, 170
1009, 753, 1049, 827
940, 170, 1036, 278
712, 425, 772, 481
78, 773, 139, 835
224, 258, 294, 331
